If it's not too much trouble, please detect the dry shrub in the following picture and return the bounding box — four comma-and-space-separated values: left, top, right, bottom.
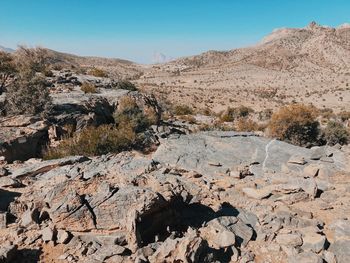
268, 104, 320, 146
44, 124, 136, 159
115, 96, 154, 133
88, 68, 108, 78
235, 118, 262, 132
0, 51, 17, 94
5, 76, 51, 116
220, 106, 254, 122
322, 121, 349, 146
319, 108, 335, 119
173, 105, 194, 115
114, 80, 138, 91
338, 111, 350, 122
81, 82, 97, 93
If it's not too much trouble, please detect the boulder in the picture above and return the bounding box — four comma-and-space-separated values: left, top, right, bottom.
301, 231, 326, 253
288, 251, 323, 263
276, 233, 303, 247
0, 115, 49, 162
329, 240, 350, 263
148, 229, 207, 263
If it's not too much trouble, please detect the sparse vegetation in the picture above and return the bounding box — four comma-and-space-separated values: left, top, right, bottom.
5, 75, 51, 116
235, 118, 261, 132
44, 124, 136, 159
220, 106, 254, 122
88, 67, 108, 78
81, 82, 97, 93
115, 80, 138, 91
268, 104, 320, 146
322, 121, 349, 146
338, 111, 350, 122
115, 96, 155, 133
0, 51, 17, 94
173, 104, 194, 115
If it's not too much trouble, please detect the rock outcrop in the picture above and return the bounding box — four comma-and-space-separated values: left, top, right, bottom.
0, 132, 349, 262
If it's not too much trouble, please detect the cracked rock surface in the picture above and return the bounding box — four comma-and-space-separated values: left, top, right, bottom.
0, 132, 350, 262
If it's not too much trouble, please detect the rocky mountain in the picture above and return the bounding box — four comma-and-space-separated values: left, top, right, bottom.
138, 22, 350, 112
0, 45, 15, 53
1, 22, 350, 262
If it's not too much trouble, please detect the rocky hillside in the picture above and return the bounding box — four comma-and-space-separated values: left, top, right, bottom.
1, 129, 350, 262
138, 22, 350, 112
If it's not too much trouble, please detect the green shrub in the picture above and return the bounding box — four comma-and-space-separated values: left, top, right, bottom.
44, 124, 136, 159
322, 121, 349, 146
81, 82, 97, 93
173, 105, 193, 115
268, 104, 320, 146
115, 80, 138, 91
5, 76, 52, 116
88, 68, 108, 78
114, 96, 154, 133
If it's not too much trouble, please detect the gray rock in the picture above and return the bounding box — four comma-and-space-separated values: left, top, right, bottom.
303, 164, 320, 177
57, 230, 71, 244
242, 187, 271, 200
329, 219, 350, 241
41, 226, 55, 242
288, 251, 323, 263
20, 209, 39, 227
301, 231, 326, 253
329, 240, 350, 263
288, 155, 307, 165
276, 233, 303, 247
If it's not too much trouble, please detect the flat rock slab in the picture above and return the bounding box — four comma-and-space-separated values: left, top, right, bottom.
153, 132, 346, 178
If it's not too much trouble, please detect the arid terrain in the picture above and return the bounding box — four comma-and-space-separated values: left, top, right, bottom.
0, 22, 350, 263
137, 22, 350, 113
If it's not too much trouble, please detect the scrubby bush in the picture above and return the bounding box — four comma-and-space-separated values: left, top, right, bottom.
81, 82, 97, 93
319, 108, 335, 119
220, 106, 254, 122
173, 105, 194, 115
114, 96, 154, 133
115, 80, 138, 91
322, 121, 349, 146
258, 108, 273, 121
0, 51, 17, 94
5, 76, 52, 116
235, 118, 261, 132
15, 46, 50, 77
88, 68, 108, 78
44, 124, 136, 159
338, 111, 350, 122
268, 104, 320, 146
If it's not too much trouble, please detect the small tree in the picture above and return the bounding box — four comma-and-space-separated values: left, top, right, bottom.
268, 104, 320, 146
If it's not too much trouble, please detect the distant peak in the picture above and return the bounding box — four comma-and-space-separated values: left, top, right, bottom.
307, 21, 321, 29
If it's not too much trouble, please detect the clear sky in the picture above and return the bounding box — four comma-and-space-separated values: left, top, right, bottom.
1, 0, 349, 63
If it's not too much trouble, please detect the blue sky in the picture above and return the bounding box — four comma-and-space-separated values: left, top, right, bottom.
1, 0, 349, 63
